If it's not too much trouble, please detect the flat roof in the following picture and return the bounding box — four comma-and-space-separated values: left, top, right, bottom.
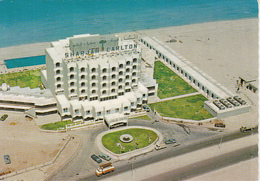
142, 36, 232, 98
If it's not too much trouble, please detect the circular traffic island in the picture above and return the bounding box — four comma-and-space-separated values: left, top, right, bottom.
102, 127, 158, 154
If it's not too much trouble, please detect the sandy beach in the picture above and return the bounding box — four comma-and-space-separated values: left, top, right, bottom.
1, 18, 257, 95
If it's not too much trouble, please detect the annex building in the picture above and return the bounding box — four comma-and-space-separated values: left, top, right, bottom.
41, 34, 157, 128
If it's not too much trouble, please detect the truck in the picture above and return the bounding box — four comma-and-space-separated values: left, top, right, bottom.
95, 162, 114, 177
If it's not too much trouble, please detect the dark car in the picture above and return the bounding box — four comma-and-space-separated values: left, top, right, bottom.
1, 114, 8, 121
142, 105, 150, 112
4, 155, 11, 164
91, 154, 102, 163
99, 153, 111, 161
165, 139, 176, 144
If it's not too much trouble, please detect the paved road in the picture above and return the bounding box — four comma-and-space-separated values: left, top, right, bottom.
145, 144, 258, 181
78, 127, 257, 180
49, 120, 257, 181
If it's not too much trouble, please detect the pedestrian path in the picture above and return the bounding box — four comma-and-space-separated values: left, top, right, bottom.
159, 92, 200, 102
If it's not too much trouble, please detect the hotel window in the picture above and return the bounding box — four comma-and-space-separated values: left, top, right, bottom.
137, 98, 140, 103
56, 77, 61, 82
91, 75, 96, 80
119, 71, 123, 76
126, 68, 130, 72
119, 85, 123, 89
133, 58, 137, 63
92, 90, 96, 94
119, 64, 124, 68
56, 70, 61, 74
92, 82, 96, 87
81, 82, 85, 87
75, 109, 79, 114
70, 89, 75, 94
81, 89, 86, 94
57, 84, 61, 89
193, 79, 196, 84
125, 89, 131, 92
181, 70, 183, 74
97, 112, 101, 116
143, 94, 146, 98
111, 89, 115, 93
126, 75, 130, 79
80, 67, 85, 72
112, 74, 116, 79
63, 108, 68, 113
112, 67, 116, 72
102, 76, 107, 80
102, 68, 107, 73
119, 78, 123, 83
115, 108, 119, 113
125, 82, 130, 86
102, 83, 107, 88
106, 110, 110, 114
69, 67, 74, 72
56, 62, 60, 67
111, 81, 116, 86
131, 102, 134, 106
70, 82, 75, 86
81, 75, 85, 80
91, 68, 96, 73
102, 90, 107, 94
132, 79, 136, 83
126, 61, 130, 65
185, 73, 187, 77
86, 110, 90, 115
124, 107, 128, 111
70, 74, 74, 80
132, 72, 136, 76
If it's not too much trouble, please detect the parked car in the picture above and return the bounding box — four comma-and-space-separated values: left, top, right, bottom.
91, 154, 102, 163
99, 153, 111, 161
165, 139, 176, 144
142, 105, 150, 112
0, 114, 8, 121
4, 155, 11, 164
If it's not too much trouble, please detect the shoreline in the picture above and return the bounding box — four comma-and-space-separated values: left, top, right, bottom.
0, 18, 258, 95
0, 17, 257, 55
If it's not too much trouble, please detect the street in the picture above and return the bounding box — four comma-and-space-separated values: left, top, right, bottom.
48, 119, 257, 181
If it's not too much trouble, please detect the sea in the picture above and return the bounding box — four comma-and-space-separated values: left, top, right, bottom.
0, 0, 258, 48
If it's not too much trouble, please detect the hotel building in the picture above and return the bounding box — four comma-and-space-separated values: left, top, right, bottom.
41, 34, 157, 128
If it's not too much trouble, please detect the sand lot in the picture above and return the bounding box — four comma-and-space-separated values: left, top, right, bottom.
0, 110, 67, 173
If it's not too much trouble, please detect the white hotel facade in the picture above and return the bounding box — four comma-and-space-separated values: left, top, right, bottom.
41, 34, 155, 128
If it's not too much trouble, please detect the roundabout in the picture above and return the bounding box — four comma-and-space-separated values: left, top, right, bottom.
95, 126, 164, 160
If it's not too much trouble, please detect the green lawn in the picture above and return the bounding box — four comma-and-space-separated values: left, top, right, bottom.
129, 115, 151, 120
40, 120, 72, 130
102, 128, 157, 154
0, 69, 42, 89
153, 61, 197, 99
149, 94, 213, 121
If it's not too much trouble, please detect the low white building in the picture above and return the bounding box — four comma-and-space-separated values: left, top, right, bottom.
41, 34, 155, 127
